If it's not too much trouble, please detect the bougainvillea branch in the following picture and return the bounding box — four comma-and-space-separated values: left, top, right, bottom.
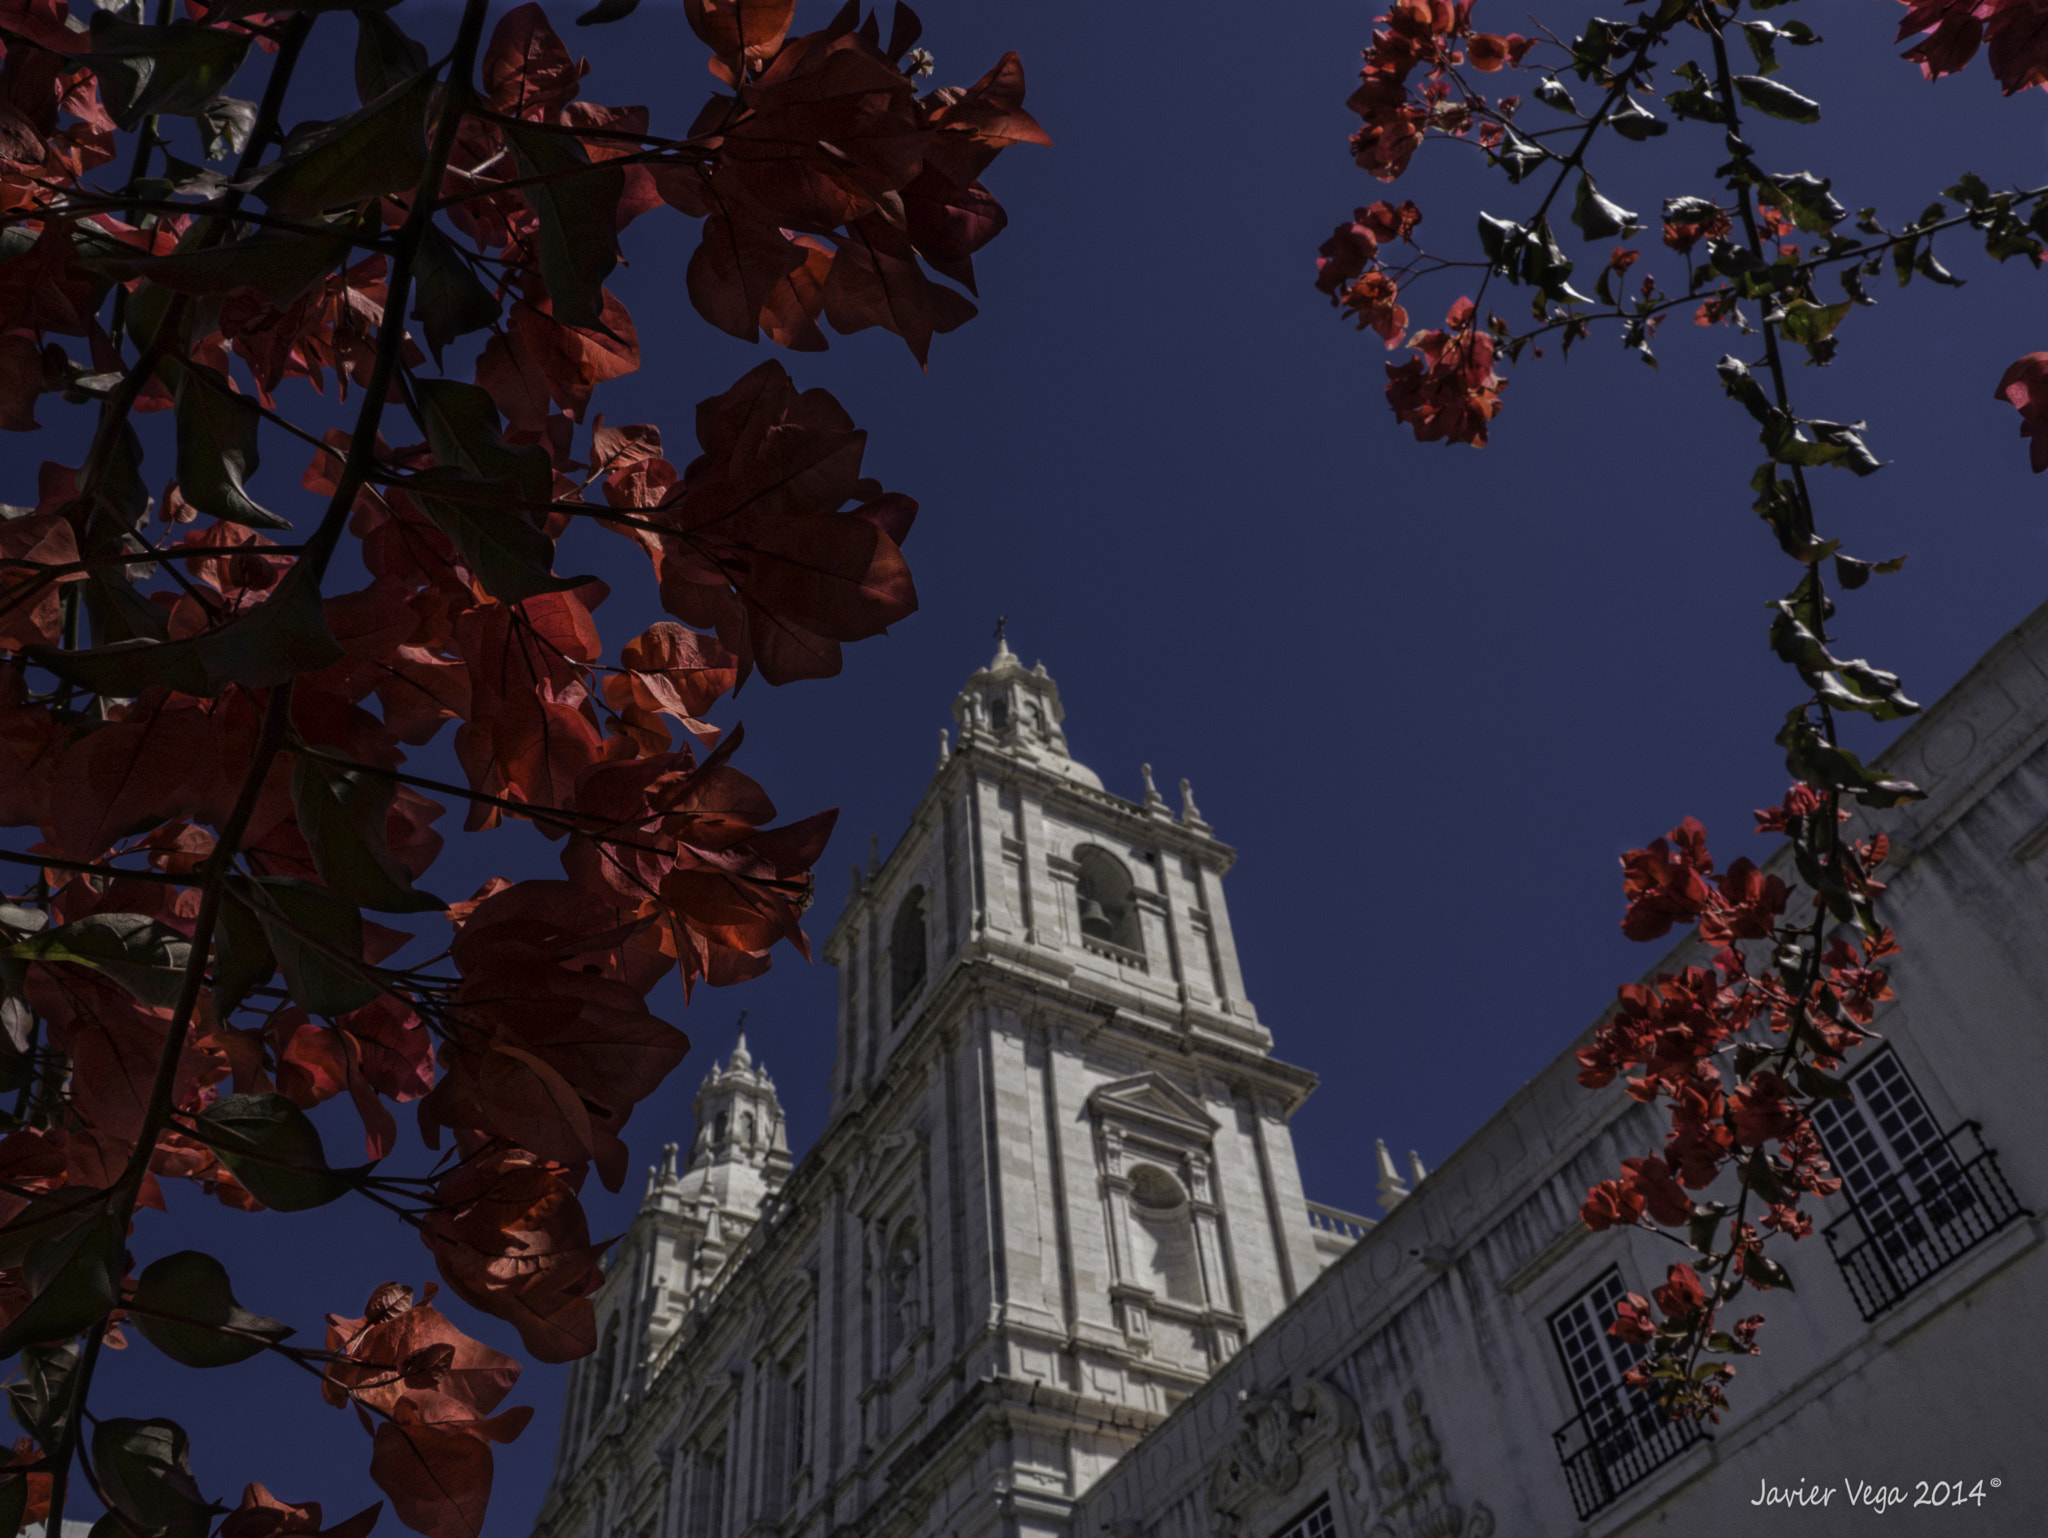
1319, 0, 2048, 1421
0, 0, 1045, 1532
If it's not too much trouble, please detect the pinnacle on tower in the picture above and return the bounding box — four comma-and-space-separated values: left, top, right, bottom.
949, 624, 1103, 789
1376, 1138, 1411, 1212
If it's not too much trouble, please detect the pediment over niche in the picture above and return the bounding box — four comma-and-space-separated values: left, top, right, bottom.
1089, 1073, 1218, 1138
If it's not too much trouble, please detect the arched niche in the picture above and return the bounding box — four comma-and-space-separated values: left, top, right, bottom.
1127, 1163, 1205, 1305
1075, 845, 1145, 955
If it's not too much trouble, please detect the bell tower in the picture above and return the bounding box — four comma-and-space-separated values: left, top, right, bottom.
818, 634, 1331, 1489
532, 637, 1363, 1538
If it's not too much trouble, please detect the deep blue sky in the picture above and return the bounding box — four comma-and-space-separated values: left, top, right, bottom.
36, 0, 2048, 1530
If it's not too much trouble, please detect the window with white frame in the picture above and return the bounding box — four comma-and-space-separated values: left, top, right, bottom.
1547, 1268, 1705, 1518
1808, 1047, 2027, 1320
1811, 1050, 1969, 1252
1549, 1269, 1642, 1416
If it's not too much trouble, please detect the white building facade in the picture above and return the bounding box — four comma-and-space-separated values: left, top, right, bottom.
533, 639, 1369, 1538
532, 614, 2048, 1538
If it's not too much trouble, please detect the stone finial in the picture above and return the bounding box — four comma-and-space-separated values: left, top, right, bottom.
1376, 1138, 1411, 1212
729, 1018, 752, 1072
936, 727, 950, 768
866, 834, 880, 879
990, 615, 1019, 671
1179, 777, 1209, 831
1140, 763, 1168, 816
1409, 1150, 1429, 1187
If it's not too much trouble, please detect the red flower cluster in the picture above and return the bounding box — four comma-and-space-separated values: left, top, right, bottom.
1897, 0, 2048, 92
1662, 202, 1733, 255
1316, 201, 1422, 346
1996, 352, 2048, 473
325, 1284, 531, 1538
0, 0, 1047, 1529
1617, 815, 1787, 943
1385, 298, 1504, 445
1345, 0, 1531, 181
1573, 797, 1899, 1413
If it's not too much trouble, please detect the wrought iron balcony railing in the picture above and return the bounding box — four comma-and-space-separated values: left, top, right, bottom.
1823, 1120, 2030, 1323
1552, 1380, 1706, 1521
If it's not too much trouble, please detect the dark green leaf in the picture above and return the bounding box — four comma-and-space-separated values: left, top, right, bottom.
413, 378, 551, 504
82, 224, 350, 307
1914, 247, 1964, 286
291, 757, 444, 913
191, 1092, 360, 1211
1717, 356, 1774, 425
1761, 171, 1845, 233
408, 469, 587, 604
0, 1213, 121, 1359
256, 71, 433, 220
1801, 418, 1885, 476
29, 559, 344, 696
353, 9, 428, 104
500, 120, 622, 331
92, 1417, 215, 1537
7, 913, 191, 1009
1606, 94, 1667, 141
1520, 215, 1591, 304
1572, 175, 1640, 241
575, 0, 641, 23
8, 1340, 82, 1445
1687, 1200, 1729, 1254
227, 875, 380, 1017
195, 96, 255, 160
1745, 1252, 1796, 1290
129, 1250, 293, 1368
0, 1472, 26, 1538
211, 894, 276, 1019
1567, 17, 1630, 81
1770, 598, 1920, 720
1949, 170, 1993, 204
174, 363, 290, 531
1777, 298, 1850, 346
410, 224, 502, 365
85, 16, 252, 131
1491, 127, 1546, 183
1534, 75, 1580, 115
1777, 709, 1925, 807
1666, 61, 1728, 124
1791, 1060, 1856, 1101
1735, 75, 1821, 124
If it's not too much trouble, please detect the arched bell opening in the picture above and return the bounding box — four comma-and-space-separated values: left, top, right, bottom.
1075, 845, 1145, 955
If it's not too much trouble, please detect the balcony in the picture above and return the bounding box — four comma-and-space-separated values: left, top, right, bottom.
1823, 1120, 2030, 1322
1306, 1200, 1374, 1261
1552, 1381, 1706, 1520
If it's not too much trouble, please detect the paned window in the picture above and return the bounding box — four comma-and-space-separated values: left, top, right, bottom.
1270, 1496, 1334, 1538
1550, 1270, 1640, 1412
1812, 1050, 1971, 1254
1809, 1049, 2026, 1319
1548, 1269, 1703, 1518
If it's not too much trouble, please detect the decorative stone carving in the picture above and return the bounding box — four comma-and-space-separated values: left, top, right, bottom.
1206, 1377, 1364, 1537
1364, 1389, 1493, 1538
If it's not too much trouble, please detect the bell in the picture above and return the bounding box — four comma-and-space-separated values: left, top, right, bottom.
1079, 897, 1114, 942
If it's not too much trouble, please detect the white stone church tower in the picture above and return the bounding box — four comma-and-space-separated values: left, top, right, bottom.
529, 640, 1369, 1538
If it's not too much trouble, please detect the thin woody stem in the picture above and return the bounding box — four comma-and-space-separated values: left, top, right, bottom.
38, 5, 496, 1528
